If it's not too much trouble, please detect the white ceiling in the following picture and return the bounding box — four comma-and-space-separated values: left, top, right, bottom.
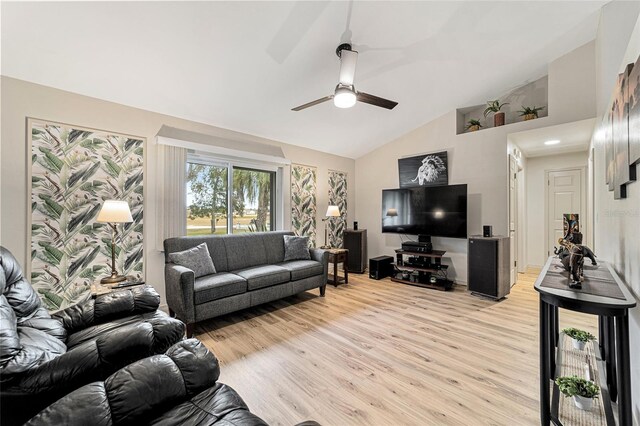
1, 1, 606, 159
509, 118, 596, 158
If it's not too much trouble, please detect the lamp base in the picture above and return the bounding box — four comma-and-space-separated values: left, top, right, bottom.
100, 274, 127, 284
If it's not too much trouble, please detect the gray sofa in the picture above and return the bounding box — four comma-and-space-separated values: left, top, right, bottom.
164, 231, 328, 336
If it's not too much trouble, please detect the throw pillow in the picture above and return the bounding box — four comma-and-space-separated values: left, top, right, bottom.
168, 243, 216, 278
283, 235, 311, 261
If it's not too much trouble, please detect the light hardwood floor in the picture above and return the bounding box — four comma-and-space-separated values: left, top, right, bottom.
196, 269, 597, 426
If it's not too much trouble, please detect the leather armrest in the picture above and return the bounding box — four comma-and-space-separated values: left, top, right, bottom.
165, 264, 195, 323
53, 285, 160, 334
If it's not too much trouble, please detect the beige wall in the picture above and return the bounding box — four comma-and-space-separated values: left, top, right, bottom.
0, 77, 355, 302
591, 2, 640, 422
355, 41, 597, 285
524, 151, 589, 268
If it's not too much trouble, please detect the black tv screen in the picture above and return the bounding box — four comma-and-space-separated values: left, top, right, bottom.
381, 184, 467, 238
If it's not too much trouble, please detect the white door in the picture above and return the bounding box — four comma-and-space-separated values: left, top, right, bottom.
546, 169, 583, 258
508, 155, 517, 285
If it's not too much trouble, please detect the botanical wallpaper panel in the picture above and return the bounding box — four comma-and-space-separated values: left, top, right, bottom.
291, 164, 317, 248
29, 119, 144, 311
328, 170, 347, 248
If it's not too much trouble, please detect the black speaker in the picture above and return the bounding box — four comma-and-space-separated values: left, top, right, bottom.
369, 255, 394, 280
344, 229, 367, 273
483, 225, 493, 237
353, 221, 358, 230
468, 236, 510, 300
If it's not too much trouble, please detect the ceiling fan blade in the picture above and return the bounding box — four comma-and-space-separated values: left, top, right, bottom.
292, 95, 333, 111
356, 92, 398, 110
339, 49, 358, 86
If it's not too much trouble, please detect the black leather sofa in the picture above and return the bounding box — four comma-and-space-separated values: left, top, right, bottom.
25, 339, 268, 426
0, 246, 185, 426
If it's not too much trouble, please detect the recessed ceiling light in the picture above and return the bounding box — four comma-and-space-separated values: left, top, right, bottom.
544, 140, 560, 145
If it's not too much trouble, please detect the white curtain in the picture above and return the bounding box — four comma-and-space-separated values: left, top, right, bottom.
156, 144, 187, 251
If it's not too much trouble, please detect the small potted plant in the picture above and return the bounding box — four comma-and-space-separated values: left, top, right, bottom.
555, 376, 600, 410
563, 327, 595, 350
483, 100, 509, 127
465, 119, 483, 132
517, 106, 545, 121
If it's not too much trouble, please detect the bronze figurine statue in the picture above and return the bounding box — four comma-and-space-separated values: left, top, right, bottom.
554, 232, 596, 289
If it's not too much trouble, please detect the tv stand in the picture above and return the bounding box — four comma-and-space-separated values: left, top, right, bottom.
391, 248, 453, 291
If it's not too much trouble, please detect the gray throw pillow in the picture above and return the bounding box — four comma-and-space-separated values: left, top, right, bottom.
168, 242, 216, 278
283, 235, 311, 261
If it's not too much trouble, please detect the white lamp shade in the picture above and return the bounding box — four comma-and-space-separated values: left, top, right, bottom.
386, 208, 398, 217
325, 205, 341, 217
96, 200, 133, 223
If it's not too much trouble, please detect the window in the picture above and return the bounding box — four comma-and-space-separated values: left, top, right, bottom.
186, 155, 278, 236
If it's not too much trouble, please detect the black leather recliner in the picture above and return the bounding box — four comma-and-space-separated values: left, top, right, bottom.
0, 246, 186, 426
25, 339, 268, 426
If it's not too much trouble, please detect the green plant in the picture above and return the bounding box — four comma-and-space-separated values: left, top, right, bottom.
483, 100, 509, 117
465, 119, 483, 131
555, 376, 600, 398
517, 105, 545, 117
562, 327, 595, 342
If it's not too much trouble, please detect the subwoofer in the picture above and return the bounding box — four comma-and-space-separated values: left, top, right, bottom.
369, 255, 394, 280
344, 229, 367, 273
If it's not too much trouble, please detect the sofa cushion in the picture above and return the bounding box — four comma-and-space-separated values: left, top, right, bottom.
277, 260, 324, 281
168, 243, 216, 278
283, 235, 311, 261
261, 231, 293, 264
233, 265, 290, 291
193, 273, 247, 305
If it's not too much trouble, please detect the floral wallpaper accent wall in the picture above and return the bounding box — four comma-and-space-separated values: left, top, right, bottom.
328, 170, 347, 248
291, 164, 317, 247
29, 119, 144, 311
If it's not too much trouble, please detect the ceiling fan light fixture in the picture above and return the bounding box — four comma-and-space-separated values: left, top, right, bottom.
333, 86, 356, 108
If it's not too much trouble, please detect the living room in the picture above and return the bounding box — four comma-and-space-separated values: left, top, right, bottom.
1, 1, 639, 425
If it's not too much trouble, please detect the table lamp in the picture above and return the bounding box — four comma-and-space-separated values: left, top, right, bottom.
96, 200, 133, 284
321, 205, 341, 249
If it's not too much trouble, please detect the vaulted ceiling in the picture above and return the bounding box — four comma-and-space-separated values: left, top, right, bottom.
1, 1, 606, 158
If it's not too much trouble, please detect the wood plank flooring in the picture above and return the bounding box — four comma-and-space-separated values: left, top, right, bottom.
195, 269, 597, 426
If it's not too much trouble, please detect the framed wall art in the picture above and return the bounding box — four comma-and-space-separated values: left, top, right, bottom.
28, 118, 144, 310
398, 151, 448, 188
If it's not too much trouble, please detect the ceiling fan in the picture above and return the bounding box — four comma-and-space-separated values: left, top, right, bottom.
292, 43, 398, 111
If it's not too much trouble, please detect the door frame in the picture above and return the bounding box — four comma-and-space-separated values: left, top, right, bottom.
543, 166, 586, 260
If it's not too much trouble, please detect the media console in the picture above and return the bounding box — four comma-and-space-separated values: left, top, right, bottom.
392, 248, 453, 291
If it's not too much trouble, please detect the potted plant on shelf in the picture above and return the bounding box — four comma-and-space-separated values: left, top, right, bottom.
517, 105, 545, 121
555, 376, 600, 411
465, 119, 483, 132
562, 327, 595, 350
483, 100, 509, 127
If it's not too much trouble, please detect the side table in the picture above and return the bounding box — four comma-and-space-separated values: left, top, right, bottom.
327, 249, 348, 286
91, 277, 146, 298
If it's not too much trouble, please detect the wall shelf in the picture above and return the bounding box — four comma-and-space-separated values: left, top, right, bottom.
456, 75, 549, 135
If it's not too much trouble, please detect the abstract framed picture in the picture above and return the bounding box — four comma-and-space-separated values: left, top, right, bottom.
28, 118, 145, 310
398, 151, 448, 188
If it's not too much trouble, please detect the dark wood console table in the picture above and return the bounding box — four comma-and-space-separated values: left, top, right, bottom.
534, 256, 636, 426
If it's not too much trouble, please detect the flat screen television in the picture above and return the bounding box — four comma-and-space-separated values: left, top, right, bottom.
381, 184, 467, 238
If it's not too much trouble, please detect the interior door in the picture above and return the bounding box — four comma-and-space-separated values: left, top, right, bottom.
546, 169, 583, 258
508, 155, 517, 285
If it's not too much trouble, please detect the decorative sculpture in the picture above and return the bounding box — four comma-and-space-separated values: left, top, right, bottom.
554, 232, 597, 289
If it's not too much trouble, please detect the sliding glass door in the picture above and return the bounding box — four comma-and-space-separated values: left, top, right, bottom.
186, 158, 276, 236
